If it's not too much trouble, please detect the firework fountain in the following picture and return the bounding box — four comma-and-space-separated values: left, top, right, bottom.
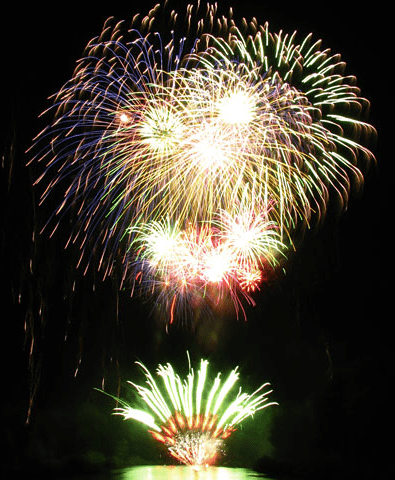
98, 355, 277, 466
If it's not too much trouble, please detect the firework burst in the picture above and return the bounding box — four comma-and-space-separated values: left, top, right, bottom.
99, 355, 277, 466
29, 2, 375, 322
129, 203, 284, 322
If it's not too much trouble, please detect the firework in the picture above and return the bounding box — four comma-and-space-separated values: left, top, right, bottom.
130, 201, 285, 322
99, 355, 277, 466
29, 2, 375, 322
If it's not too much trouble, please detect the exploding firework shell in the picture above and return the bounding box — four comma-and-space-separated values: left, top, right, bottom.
29, 2, 375, 321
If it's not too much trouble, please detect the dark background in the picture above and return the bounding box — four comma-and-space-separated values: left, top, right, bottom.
1, 1, 391, 478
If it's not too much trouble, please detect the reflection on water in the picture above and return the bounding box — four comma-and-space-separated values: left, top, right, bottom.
118, 466, 268, 480
68, 465, 271, 480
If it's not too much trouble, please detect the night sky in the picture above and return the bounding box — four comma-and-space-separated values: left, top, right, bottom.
1, 1, 391, 478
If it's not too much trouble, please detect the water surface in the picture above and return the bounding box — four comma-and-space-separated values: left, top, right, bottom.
68, 465, 271, 480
